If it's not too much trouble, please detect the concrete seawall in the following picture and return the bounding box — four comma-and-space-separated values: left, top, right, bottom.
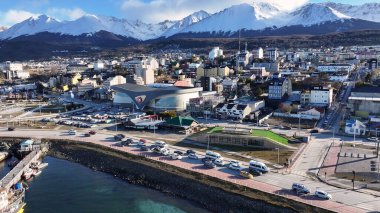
0, 138, 331, 213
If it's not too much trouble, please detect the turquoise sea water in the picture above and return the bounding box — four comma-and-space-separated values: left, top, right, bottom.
22, 157, 209, 213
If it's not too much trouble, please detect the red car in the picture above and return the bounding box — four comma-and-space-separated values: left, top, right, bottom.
138, 139, 146, 145
89, 130, 97, 135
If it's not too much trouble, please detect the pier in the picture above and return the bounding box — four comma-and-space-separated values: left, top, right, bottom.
0, 150, 42, 190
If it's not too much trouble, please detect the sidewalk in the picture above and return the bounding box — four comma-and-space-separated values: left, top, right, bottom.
318, 142, 380, 197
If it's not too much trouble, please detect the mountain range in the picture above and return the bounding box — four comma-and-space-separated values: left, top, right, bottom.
1, 1, 380, 41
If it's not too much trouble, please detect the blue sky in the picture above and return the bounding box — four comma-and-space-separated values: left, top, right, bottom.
0, 0, 378, 26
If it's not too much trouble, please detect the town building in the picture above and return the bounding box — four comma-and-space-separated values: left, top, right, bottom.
103, 75, 127, 88
112, 83, 202, 111
208, 47, 224, 60
268, 78, 292, 100
345, 119, 366, 136
348, 86, 380, 115
301, 86, 334, 107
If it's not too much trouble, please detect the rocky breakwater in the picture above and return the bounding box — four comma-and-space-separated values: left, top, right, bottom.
43, 139, 333, 213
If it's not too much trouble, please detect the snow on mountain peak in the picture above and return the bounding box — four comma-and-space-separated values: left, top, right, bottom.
288, 4, 351, 26
0, 2, 379, 41
321, 2, 380, 23
162, 10, 210, 37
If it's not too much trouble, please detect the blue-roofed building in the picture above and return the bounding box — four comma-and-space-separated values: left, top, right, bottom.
345, 119, 366, 136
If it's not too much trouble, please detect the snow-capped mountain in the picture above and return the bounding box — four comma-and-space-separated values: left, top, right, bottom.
0, 1, 380, 41
321, 2, 380, 23
162, 10, 210, 37
0, 15, 60, 39
0, 14, 176, 40
287, 4, 351, 26
181, 3, 282, 33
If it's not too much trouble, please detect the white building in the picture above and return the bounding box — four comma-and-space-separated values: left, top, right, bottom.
345, 119, 366, 136
3, 62, 23, 71
94, 61, 105, 71
266, 48, 279, 61
103, 75, 126, 88
77, 78, 98, 96
209, 47, 224, 60
301, 86, 334, 107
317, 64, 355, 73
255, 48, 264, 59
135, 57, 158, 85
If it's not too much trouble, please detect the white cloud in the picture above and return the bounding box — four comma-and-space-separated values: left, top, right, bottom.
46, 7, 86, 21
121, 0, 308, 23
0, 10, 40, 27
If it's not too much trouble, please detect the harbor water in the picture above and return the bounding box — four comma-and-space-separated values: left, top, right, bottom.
2, 156, 209, 213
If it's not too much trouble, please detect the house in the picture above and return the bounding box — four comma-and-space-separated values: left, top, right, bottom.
268, 78, 292, 100
20, 139, 35, 152
348, 86, 380, 115
345, 119, 366, 136
165, 116, 198, 134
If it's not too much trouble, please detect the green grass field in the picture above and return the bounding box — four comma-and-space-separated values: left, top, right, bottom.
251, 130, 288, 145
207, 127, 288, 145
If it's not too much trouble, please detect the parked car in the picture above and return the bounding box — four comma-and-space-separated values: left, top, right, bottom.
292, 183, 310, 194
89, 130, 96, 135
240, 171, 253, 179
140, 145, 149, 151
314, 189, 332, 200
174, 151, 185, 156
114, 134, 125, 141
186, 150, 196, 155
188, 153, 198, 160
213, 159, 224, 167
68, 129, 76, 135
282, 126, 291, 130
228, 163, 241, 171
138, 139, 146, 146
310, 129, 319, 133
249, 169, 263, 176
84, 133, 91, 137
204, 160, 216, 169
152, 147, 162, 154
170, 153, 182, 160
7, 127, 15, 131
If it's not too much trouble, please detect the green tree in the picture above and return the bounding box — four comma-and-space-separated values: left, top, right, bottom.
253, 87, 263, 97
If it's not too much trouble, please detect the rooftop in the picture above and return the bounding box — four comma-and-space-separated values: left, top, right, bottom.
351, 86, 380, 94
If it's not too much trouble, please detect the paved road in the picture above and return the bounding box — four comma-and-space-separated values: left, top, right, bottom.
0, 128, 376, 212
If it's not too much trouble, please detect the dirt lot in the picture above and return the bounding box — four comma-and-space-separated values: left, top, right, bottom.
264, 117, 317, 129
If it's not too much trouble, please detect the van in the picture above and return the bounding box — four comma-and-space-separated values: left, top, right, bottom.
205, 151, 223, 160
249, 160, 269, 173
154, 140, 168, 148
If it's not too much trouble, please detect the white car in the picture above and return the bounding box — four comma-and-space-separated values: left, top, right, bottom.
170, 153, 182, 160
161, 149, 170, 156
228, 163, 241, 171
188, 153, 198, 160
314, 190, 332, 200
214, 159, 224, 167
68, 129, 76, 135
228, 160, 240, 165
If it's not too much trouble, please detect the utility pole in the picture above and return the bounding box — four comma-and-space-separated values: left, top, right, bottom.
275, 148, 279, 164
352, 170, 356, 190
207, 135, 210, 151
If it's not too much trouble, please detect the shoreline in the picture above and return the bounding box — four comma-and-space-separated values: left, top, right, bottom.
1, 137, 331, 213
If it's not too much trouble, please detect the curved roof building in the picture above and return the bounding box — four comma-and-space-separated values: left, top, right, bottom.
112, 83, 202, 111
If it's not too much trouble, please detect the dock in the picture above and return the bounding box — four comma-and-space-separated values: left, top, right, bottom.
0, 150, 42, 190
